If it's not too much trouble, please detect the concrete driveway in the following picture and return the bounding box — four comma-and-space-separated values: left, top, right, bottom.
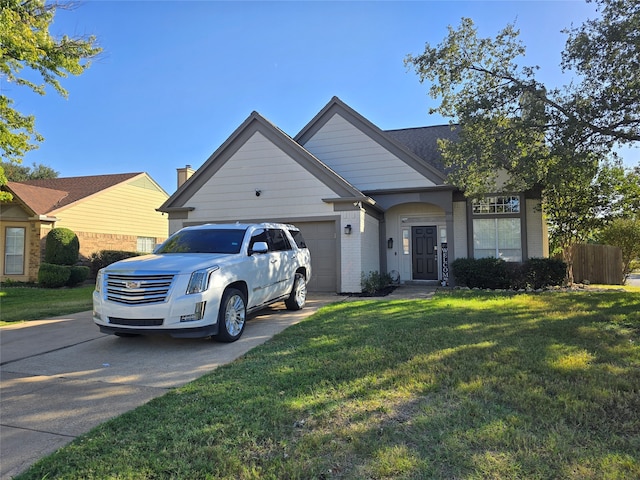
0, 293, 343, 479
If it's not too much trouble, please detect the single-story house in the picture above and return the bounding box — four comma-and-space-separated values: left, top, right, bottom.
1, 172, 169, 282
158, 97, 548, 292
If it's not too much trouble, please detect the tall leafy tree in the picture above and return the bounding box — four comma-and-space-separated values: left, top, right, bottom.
0, 0, 100, 200
1, 160, 58, 181
405, 0, 639, 282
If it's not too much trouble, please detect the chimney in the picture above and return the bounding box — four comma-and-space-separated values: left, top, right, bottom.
177, 164, 195, 188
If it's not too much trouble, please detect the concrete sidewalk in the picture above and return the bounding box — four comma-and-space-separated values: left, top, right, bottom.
0, 293, 346, 479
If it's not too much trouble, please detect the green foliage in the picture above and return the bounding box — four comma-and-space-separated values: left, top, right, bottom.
0, 161, 58, 181
0, 0, 100, 200
452, 257, 566, 289
44, 228, 79, 265
451, 257, 512, 289
521, 257, 567, 289
90, 249, 142, 276
37, 262, 70, 288
67, 265, 90, 287
598, 217, 640, 281
360, 270, 392, 295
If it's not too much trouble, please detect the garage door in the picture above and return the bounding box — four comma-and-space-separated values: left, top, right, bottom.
293, 221, 337, 292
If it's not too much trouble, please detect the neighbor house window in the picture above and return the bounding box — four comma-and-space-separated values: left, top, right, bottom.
4, 227, 25, 275
472, 196, 522, 262
137, 237, 156, 253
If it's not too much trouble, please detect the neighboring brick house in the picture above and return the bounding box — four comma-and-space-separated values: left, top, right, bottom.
1, 172, 169, 282
159, 97, 549, 293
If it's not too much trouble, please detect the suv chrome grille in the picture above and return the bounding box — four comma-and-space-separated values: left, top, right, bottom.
106, 274, 174, 305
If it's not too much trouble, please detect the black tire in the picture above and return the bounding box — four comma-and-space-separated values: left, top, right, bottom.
214, 288, 247, 342
285, 272, 306, 311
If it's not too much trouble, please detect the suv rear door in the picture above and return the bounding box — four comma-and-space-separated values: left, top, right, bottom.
266, 228, 296, 299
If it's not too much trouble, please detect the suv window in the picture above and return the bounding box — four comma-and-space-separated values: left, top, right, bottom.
156, 229, 246, 254
268, 229, 292, 251
288, 229, 307, 248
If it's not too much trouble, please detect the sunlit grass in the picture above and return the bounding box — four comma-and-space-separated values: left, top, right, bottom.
16, 290, 640, 479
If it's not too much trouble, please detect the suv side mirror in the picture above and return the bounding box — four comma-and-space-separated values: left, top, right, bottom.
250, 241, 268, 255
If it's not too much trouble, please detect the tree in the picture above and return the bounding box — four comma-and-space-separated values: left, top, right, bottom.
1, 160, 59, 181
0, 0, 100, 200
598, 218, 640, 282
405, 0, 639, 282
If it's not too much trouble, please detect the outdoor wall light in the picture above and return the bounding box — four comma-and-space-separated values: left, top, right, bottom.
387, 237, 393, 249
344, 224, 352, 235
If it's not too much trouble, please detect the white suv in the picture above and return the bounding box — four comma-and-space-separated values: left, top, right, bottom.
93, 223, 311, 342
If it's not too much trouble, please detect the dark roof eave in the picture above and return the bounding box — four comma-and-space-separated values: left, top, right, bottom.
362, 185, 458, 196
156, 206, 195, 213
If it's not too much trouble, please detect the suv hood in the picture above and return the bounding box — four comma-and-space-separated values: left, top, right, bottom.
103, 253, 236, 274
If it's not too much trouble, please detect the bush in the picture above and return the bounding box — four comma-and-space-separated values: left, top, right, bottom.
44, 228, 80, 265
90, 250, 142, 276
67, 266, 90, 287
522, 257, 566, 289
38, 263, 71, 288
451, 257, 511, 289
361, 271, 392, 295
452, 257, 566, 290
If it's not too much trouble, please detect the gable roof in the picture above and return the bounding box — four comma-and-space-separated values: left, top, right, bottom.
159, 111, 369, 212
5, 172, 146, 215
295, 96, 448, 185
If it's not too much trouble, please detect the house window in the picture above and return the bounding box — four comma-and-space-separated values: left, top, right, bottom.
473, 218, 522, 262
402, 229, 410, 255
472, 195, 522, 262
137, 237, 156, 253
472, 196, 520, 214
4, 227, 25, 275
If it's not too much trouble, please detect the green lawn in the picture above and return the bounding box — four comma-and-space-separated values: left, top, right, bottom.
16, 290, 640, 479
0, 284, 94, 323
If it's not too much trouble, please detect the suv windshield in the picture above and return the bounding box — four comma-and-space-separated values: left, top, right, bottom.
156, 229, 247, 254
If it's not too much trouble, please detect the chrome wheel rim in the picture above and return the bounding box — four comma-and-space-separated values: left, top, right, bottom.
224, 294, 245, 336
294, 278, 306, 306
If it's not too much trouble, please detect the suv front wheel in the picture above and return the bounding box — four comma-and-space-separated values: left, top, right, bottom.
214, 288, 247, 342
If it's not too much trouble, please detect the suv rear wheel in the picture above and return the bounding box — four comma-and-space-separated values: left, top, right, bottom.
285, 272, 306, 310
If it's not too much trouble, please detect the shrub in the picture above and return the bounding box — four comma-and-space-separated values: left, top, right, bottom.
451, 257, 511, 289
44, 228, 80, 265
522, 257, 566, 289
90, 250, 142, 276
38, 263, 71, 288
452, 257, 567, 290
361, 271, 392, 295
67, 266, 90, 287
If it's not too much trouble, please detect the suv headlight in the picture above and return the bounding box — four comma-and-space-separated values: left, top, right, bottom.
186, 267, 219, 295
95, 270, 104, 293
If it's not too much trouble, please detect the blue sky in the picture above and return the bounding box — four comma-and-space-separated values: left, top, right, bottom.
9, 0, 638, 194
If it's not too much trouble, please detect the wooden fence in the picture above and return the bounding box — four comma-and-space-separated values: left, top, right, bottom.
572, 244, 624, 285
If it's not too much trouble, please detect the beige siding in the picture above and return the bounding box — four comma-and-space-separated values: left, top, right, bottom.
186, 132, 337, 223
52, 177, 168, 239
301, 114, 436, 191
340, 210, 363, 292
526, 199, 548, 258
361, 212, 380, 278
453, 201, 468, 260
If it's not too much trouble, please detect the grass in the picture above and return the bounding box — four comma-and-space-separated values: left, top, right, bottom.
15, 289, 640, 479
0, 284, 94, 324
